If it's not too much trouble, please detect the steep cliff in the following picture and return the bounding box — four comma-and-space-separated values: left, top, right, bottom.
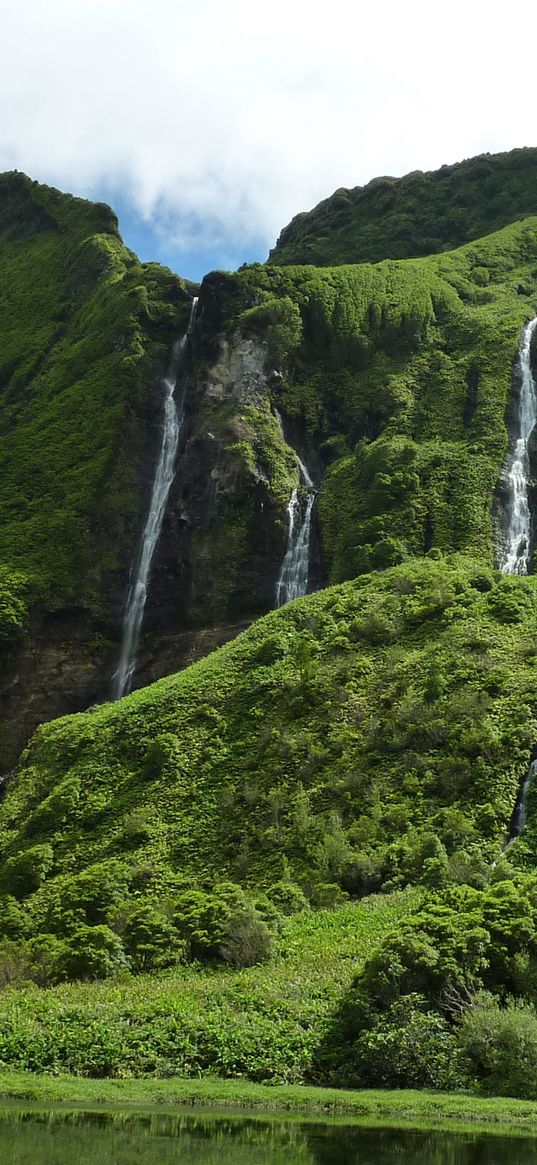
4, 165, 537, 771
0, 172, 192, 763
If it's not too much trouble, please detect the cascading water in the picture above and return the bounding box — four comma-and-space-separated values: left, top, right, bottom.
509, 759, 537, 841
274, 410, 316, 606
500, 316, 537, 575
499, 320, 537, 847
113, 297, 198, 700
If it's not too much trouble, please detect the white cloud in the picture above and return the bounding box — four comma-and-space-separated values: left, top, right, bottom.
1, 0, 535, 258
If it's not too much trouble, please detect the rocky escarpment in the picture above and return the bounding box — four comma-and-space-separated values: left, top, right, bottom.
133, 320, 313, 689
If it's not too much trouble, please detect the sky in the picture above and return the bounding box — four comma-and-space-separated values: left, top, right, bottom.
1, 0, 535, 283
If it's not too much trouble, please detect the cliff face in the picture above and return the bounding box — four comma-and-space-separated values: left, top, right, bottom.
3, 168, 537, 768
0, 173, 191, 764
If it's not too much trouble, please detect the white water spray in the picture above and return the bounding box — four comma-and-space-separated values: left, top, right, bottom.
274, 410, 315, 606
500, 317, 537, 574
113, 298, 198, 699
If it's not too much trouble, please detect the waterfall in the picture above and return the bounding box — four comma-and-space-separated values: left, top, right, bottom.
506, 758, 537, 847
500, 317, 537, 574
274, 410, 316, 606
113, 297, 198, 700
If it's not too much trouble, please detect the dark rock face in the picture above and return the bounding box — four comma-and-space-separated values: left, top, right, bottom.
0, 609, 116, 766
0, 298, 309, 767
135, 328, 296, 687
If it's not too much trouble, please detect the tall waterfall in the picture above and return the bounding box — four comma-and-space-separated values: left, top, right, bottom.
113, 297, 198, 700
274, 411, 316, 606
500, 317, 537, 574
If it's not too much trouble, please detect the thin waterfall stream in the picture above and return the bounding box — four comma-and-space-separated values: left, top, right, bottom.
113, 297, 198, 700
500, 317, 537, 845
500, 316, 537, 574
274, 410, 316, 606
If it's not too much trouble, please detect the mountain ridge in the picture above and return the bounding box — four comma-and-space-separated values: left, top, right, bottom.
269, 146, 537, 267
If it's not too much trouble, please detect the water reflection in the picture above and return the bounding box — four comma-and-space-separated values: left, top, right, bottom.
0, 1107, 536, 1165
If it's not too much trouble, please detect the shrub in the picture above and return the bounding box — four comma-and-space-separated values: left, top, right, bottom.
354, 995, 465, 1090
220, 904, 274, 968
2, 845, 54, 899
487, 578, 536, 624
60, 925, 127, 981
119, 904, 181, 972
173, 883, 274, 967
266, 881, 310, 915
310, 883, 350, 908
458, 995, 537, 1098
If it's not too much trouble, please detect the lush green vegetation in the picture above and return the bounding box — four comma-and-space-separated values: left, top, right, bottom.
0, 893, 418, 1079
0, 171, 198, 766
269, 147, 537, 266
3, 558, 537, 903
5, 159, 537, 1106
228, 217, 537, 582
0, 172, 191, 621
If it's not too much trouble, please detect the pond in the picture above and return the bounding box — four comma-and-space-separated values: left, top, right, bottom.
0, 1107, 536, 1164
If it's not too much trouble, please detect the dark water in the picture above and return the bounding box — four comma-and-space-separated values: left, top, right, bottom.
0, 1108, 536, 1164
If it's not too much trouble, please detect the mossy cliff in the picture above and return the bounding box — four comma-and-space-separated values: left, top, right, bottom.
3, 167, 537, 764
203, 218, 537, 585
0, 172, 196, 764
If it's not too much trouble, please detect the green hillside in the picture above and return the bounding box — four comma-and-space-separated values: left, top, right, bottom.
3, 160, 537, 1100
1, 556, 537, 1093
1, 554, 536, 955
269, 147, 537, 267
226, 216, 537, 580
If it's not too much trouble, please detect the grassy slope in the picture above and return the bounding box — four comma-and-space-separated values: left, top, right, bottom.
0, 892, 418, 1079
269, 147, 537, 266
0, 172, 189, 632
2, 555, 537, 914
229, 217, 537, 582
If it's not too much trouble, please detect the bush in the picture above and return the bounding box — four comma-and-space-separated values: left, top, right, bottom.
354, 995, 465, 1090
266, 881, 310, 915
173, 882, 274, 967
119, 904, 181, 972
220, 904, 274, 968
487, 578, 536, 624
2, 845, 54, 898
310, 883, 350, 908
60, 925, 126, 981
41, 861, 130, 933
458, 995, 537, 1098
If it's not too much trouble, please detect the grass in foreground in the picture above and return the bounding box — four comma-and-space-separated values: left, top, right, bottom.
1, 1073, 537, 1136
